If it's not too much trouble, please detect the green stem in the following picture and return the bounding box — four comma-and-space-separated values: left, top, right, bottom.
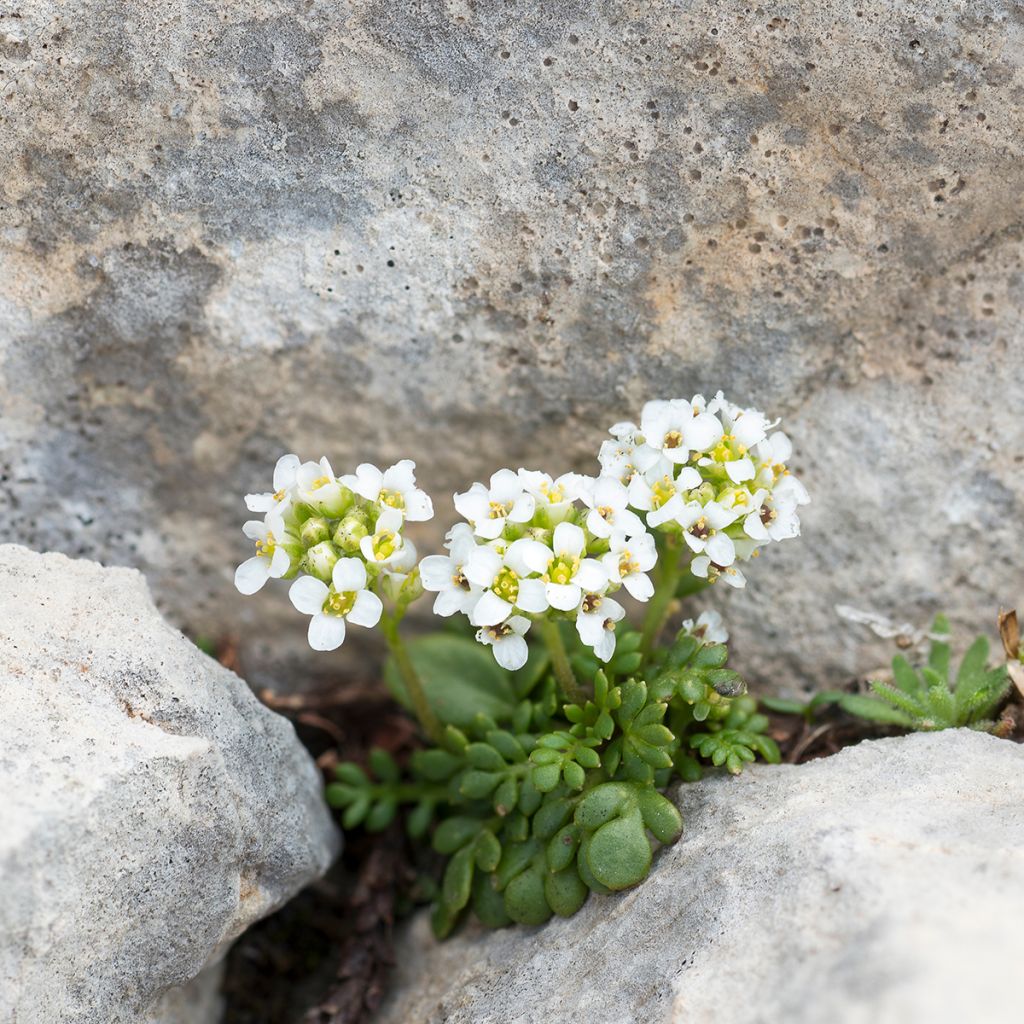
539, 618, 587, 704
640, 539, 683, 655
380, 611, 445, 745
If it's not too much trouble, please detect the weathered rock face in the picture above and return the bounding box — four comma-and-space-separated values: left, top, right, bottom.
2, 2, 1023, 690
0, 545, 340, 1024
377, 731, 1024, 1024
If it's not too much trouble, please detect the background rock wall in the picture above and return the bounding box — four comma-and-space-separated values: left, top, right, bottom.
2, 0, 1022, 692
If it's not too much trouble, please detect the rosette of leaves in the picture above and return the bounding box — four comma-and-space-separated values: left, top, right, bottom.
326, 623, 780, 938
764, 615, 1012, 733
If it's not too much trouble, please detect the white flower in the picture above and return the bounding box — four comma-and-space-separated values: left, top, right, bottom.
359, 507, 408, 566
234, 511, 292, 595
518, 522, 608, 612
454, 469, 535, 540
245, 453, 301, 514
575, 593, 625, 662
340, 460, 433, 521
681, 609, 729, 645
464, 537, 551, 625
476, 615, 531, 671
634, 399, 724, 470
583, 476, 646, 538
628, 465, 702, 527
288, 557, 383, 651
709, 391, 772, 449
691, 555, 747, 589
602, 530, 657, 601
296, 456, 350, 517
743, 488, 801, 542
518, 469, 592, 524
419, 524, 482, 617
677, 501, 741, 566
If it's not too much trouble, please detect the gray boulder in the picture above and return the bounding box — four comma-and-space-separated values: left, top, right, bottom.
2, 1, 1023, 693
377, 731, 1024, 1024
0, 544, 340, 1023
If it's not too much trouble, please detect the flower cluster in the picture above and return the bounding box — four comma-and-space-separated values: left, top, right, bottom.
420, 469, 653, 670
598, 391, 809, 588
235, 454, 432, 650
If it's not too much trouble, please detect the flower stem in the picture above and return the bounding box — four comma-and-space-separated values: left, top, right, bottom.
539, 618, 587, 704
380, 612, 445, 745
640, 538, 684, 655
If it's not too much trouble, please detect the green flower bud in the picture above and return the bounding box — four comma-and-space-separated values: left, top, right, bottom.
303, 540, 339, 581
299, 516, 331, 549
695, 481, 717, 505
333, 512, 369, 553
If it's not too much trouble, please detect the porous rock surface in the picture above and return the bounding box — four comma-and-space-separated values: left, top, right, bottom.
2, 2, 1024, 690
377, 731, 1024, 1024
0, 544, 340, 1024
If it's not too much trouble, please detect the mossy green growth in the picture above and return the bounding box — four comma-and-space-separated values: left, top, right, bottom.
326, 624, 780, 937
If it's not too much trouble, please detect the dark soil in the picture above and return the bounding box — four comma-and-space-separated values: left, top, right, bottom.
219, 662, 1024, 1024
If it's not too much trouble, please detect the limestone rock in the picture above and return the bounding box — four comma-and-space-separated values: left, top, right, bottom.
0, 545, 340, 1024
1, 2, 1023, 691
377, 731, 1024, 1024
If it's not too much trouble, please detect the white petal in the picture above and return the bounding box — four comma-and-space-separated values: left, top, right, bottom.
507, 615, 531, 637
576, 611, 606, 647
592, 476, 626, 510
726, 458, 756, 483
453, 484, 489, 522
465, 546, 502, 587
352, 463, 383, 500
547, 582, 582, 611
691, 556, 711, 579
348, 589, 383, 628
586, 508, 613, 539
382, 459, 416, 494
470, 590, 514, 627
434, 589, 463, 616
489, 468, 522, 502
744, 511, 770, 540
616, 508, 646, 537
333, 557, 367, 592
245, 492, 274, 513
289, 575, 329, 614
508, 493, 536, 523
552, 521, 585, 558
376, 507, 404, 534
574, 558, 607, 591
273, 454, 301, 491
493, 634, 528, 671
594, 629, 616, 663
403, 488, 434, 522
516, 578, 549, 613
706, 533, 736, 567
234, 557, 270, 595
675, 466, 702, 491
419, 555, 455, 591
242, 519, 268, 541
269, 546, 291, 578
623, 571, 654, 601
732, 411, 767, 448
359, 535, 377, 562
684, 412, 724, 452
505, 538, 549, 577
474, 516, 505, 540
308, 613, 346, 651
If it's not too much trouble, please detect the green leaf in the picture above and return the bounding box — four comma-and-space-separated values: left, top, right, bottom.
385, 634, 517, 728
492, 776, 519, 816
758, 696, 807, 716
562, 760, 586, 791
954, 636, 990, 698
365, 797, 397, 832
368, 748, 400, 783
333, 763, 369, 787
406, 799, 434, 839
545, 865, 588, 917
531, 762, 562, 793
891, 655, 923, 695
342, 795, 370, 830
467, 743, 506, 771
584, 810, 652, 890
574, 783, 630, 829
533, 797, 573, 840
442, 846, 475, 912
927, 615, 951, 680
411, 748, 461, 781
433, 816, 482, 854
472, 871, 511, 929
474, 831, 502, 872
503, 866, 553, 926
839, 693, 915, 727
460, 770, 502, 799
546, 824, 580, 872
636, 788, 683, 844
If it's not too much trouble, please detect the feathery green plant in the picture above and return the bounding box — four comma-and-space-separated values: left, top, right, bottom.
326, 622, 779, 937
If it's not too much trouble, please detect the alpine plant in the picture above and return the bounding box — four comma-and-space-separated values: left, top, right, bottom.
234, 393, 808, 936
